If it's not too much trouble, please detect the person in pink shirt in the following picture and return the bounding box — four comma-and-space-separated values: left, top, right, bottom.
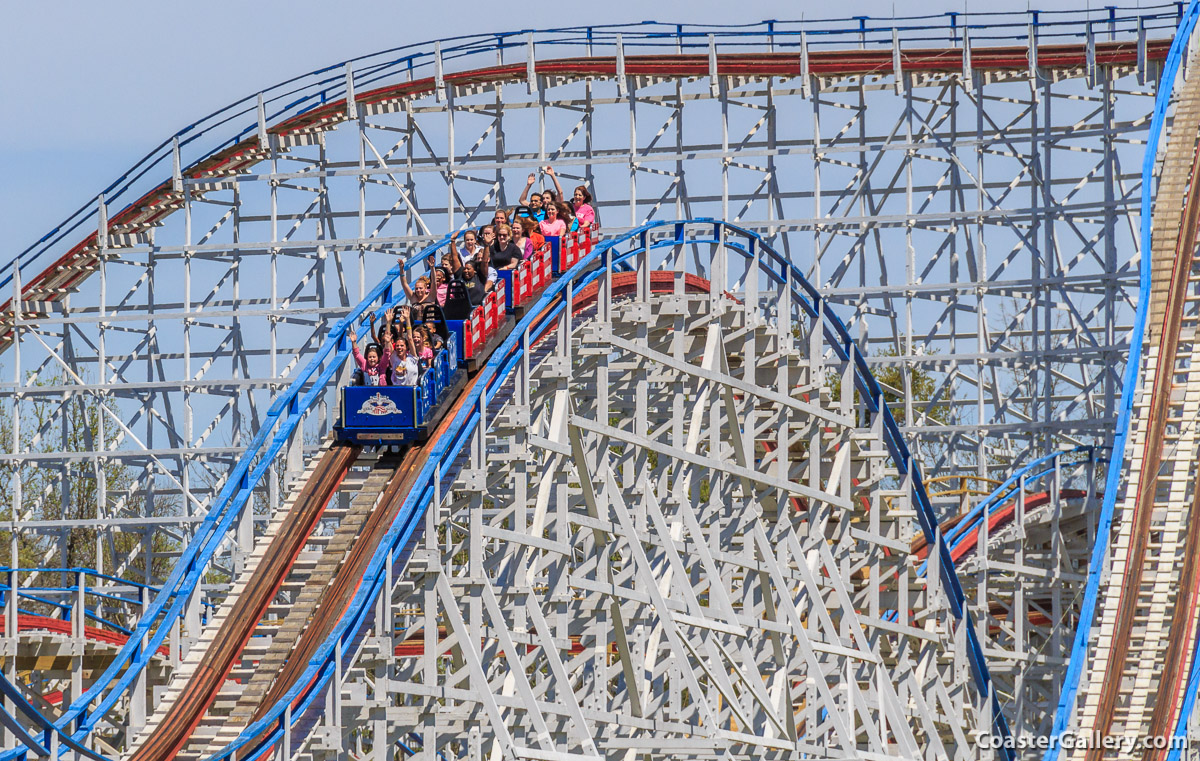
411, 325, 435, 366
348, 309, 394, 386
544, 166, 596, 229
511, 219, 532, 258
539, 202, 567, 237
571, 185, 595, 229
432, 267, 449, 306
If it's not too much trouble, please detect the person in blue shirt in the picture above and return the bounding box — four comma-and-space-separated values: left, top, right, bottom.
518, 173, 547, 221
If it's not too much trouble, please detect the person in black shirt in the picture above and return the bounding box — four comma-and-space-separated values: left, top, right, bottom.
446, 231, 489, 318
398, 263, 449, 342
489, 223, 523, 270
460, 262, 487, 306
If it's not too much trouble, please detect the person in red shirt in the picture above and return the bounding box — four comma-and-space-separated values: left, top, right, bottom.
518, 216, 545, 253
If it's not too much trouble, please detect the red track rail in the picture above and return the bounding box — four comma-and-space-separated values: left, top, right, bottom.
11, 614, 170, 712
128, 443, 358, 761
133, 261, 713, 759
15, 613, 170, 658
0, 38, 1171, 347
912, 489, 1090, 563
1131, 101, 1200, 761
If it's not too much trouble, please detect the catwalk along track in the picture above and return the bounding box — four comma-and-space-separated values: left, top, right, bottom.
4, 17, 1171, 756
1071, 37, 1200, 761
124, 317, 497, 759
0, 36, 1173, 352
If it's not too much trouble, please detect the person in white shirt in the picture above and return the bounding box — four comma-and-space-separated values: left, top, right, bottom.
389, 313, 420, 386
451, 230, 499, 292
459, 229, 485, 264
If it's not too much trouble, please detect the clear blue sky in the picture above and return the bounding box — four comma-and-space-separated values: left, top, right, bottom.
0, 0, 1134, 259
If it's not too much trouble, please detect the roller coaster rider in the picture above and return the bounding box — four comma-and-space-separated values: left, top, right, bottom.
389, 310, 420, 385
398, 269, 450, 344
445, 231, 489, 319
348, 324, 391, 386
489, 223, 523, 271
518, 175, 545, 220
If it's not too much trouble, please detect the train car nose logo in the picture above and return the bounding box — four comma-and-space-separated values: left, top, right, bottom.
358, 392, 400, 416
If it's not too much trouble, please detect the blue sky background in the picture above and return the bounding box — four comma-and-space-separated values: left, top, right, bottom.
1, 0, 1134, 259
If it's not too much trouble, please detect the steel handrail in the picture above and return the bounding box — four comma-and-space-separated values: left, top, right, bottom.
1044, 1, 1200, 758
945, 447, 1094, 544
2, 6, 1181, 301
0, 234, 459, 761
0, 566, 220, 636
908, 445, 1096, 581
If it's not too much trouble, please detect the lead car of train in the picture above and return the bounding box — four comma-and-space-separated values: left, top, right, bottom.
335, 228, 596, 446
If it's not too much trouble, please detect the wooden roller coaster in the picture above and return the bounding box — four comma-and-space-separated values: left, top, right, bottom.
1077, 38, 1200, 761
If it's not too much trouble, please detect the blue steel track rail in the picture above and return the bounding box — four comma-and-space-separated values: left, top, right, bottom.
1, 221, 1015, 760
0, 235, 455, 760
1042, 2, 1200, 760
1, 10, 1176, 756
194, 220, 1013, 761
0, 6, 1183, 324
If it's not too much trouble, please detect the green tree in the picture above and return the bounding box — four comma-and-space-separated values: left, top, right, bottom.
827, 347, 949, 427
0, 376, 180, 591
824, 346, 951, 470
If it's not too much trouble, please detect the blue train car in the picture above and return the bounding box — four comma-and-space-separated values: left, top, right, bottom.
337, 341, 464, 446
337, 229, 597, 448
